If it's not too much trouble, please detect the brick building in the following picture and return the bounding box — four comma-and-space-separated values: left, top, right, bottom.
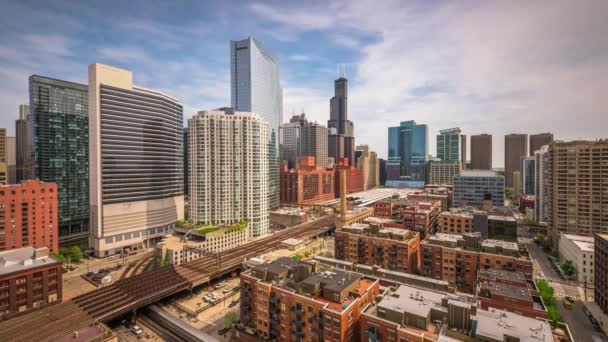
333, 157, 363, 196
334, 223, 420, 274
0, 247, 62, 317
408, 189, 451, 212
280, 156, 335, 205
0, 180, 58, 253
373, 197, 441, 238
238, 257, 380, 342
421, 232, 532, 293
595, 234, 608, 314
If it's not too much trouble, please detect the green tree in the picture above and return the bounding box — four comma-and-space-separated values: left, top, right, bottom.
160, 254, 171, 267
561, 260, 576, 276
224, 311, 239, 328
69, 246, 83, 263
291, 254, 303, 260
303, 250, 311, 258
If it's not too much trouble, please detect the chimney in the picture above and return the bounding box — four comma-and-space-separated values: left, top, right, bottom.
340, 170, 347, 220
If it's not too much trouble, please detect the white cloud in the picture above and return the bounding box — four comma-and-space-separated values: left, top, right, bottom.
288, 55, 312, 61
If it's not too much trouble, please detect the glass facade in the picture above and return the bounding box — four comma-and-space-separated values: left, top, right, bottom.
386, 120, 428, 187
231, 37, 282, 209
453, 171, 505, 207
437, 127, 461, 162
29, 75, 89, 244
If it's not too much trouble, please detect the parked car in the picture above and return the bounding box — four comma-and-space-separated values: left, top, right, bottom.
131, 325, 143, 335
223, 286, 233, 293
215, 282, 226, 289
229, 299, 240, 307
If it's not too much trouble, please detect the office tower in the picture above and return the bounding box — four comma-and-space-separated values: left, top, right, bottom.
428, 160, 460, 185
512, 171, 522, 197
189, 109, 269, 238
355, 145, 379, 190
386, 120, 428, 187
504, 134, 528, 188
595, 233, 608, 314
529, 132, 553, 155
470, 134, 492, 170
0, 180, 58, 252
522, 156, 535, 196
546, 140, 608, 241
231, 36, 282, 209
437, 127, 461, 162
6, 137, 15, 184
29, 75, 89, 245
453, 170, 505, 208
534, 145, 549, 224
327, 77, 355, 164
378, 158, 387, 186
280, 156, 334, 205
0, 128, 6, 185
183, 128, 188, 197
15, 104, 30, 182
461, 134, 467, 169
280, 113, 329, 169
89, 63, 184, 257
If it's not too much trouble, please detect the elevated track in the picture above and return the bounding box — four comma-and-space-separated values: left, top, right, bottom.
0, 215, 335, 342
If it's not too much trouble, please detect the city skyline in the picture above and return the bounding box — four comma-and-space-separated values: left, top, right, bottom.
1, 1, 607, 167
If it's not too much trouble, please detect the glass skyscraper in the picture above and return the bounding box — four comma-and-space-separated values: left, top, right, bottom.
231, 37, 282, 209
29, 75, 89, 245
437, 127, 461, 162
386, 120, 428, 188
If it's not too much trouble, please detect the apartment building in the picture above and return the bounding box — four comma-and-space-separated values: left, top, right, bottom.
334, 223, 420, 274
408, 189, 451, 212
453, 170, 505, 208
238, 257, 380, 342
280, 156, 335, 205
595, 234, 608, 315
0, 180, 58, 253
372, 197, 440, 237
428, 160, 461, 185
421, 232, 532, 293
0, 247, 61, 317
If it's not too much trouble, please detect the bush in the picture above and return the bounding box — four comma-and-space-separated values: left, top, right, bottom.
303, 250, 311, 258
69, 246, 83, 263
52, 253, 66, 262
291, 254, 303, 260
224, 311, 239, 328
550, 250, 560, 259
561, 260, 576, 276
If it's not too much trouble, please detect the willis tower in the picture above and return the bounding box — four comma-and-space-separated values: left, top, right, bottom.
328, 76, 355, 166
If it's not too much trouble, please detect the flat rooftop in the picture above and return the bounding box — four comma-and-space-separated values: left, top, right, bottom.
316, 187, 417, 207
0, 247, 60, 276
270, 208, 306, 216
480, 281, 532, 301
479, 269, 527, 284
428, 233, 463, 244
562, 234, 594, 252
481, 239, 519, 250
476, 308, 554, 342
458, 170, 500, 178
377, 285, 447, 318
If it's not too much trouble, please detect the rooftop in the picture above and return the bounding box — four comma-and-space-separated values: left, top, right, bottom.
479, 269, 527, 284
562, 234, 594, 252
457, 170, 501, 178
0, 247, 60, 276
281, 238, 304, 246
270, 208, 306, 216
479, 281, 532, 301
316, 187, 416, 207
377, 285, 447, 318
476, 308, 554, 342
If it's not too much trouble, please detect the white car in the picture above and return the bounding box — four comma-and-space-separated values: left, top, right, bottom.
538, 271, 545, 278
215, 282, 226, 289
131, 325, 143, 335
223, 286, 233, 293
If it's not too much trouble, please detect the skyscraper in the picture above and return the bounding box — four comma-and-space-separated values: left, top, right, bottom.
0, 128, 6, 185
6, 136, 15, 184
355, 145, 379, 190
231, 37, 282, 209
29, 75, 89, 244
546, 140, 608, 242
437, 128, 462, 162
15, 104, 30, 182
183, 128, 189, 197
522, 156, 535, 196
88, 63, 184, 257
504, 134, 528, 188
534, 145, 549, 224
453, 170, 505, 208
470, 134, 492, 170
280, 113, 329, 169
189, 110, 270, 238
461, 134, 467, 170
327, 77, 355, 164
529, 132, 553, 155
386, 120, 428, 187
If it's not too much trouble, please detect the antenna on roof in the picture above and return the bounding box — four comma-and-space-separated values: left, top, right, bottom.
338, 64, 346, 78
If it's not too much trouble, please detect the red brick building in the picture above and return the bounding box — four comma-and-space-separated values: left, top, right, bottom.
335, 223, 420, 274
333, 158, 363, 196
238, 257, 380, 342
0, 247, 62, 317
0, 180, 58, 253
280, 156, 335, 205
373, 197, 441, 238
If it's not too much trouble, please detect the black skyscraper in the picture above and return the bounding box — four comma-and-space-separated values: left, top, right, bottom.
327, 77, 355, 165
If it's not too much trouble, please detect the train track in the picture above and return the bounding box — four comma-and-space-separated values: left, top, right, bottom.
138, 314, 183, 342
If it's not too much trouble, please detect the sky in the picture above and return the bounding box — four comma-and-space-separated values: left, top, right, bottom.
1, 0, 607, 167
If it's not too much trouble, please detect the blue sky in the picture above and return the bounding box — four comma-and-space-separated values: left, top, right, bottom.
1, 0, 607, 166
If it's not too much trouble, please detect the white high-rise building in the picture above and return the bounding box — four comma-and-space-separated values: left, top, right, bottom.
534, 145, 549, 224
89, 63, 184, 257
189, 109, 270, 238
231, 36, 282, 209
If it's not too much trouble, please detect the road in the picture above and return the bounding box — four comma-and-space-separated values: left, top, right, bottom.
63, 249, 155, 279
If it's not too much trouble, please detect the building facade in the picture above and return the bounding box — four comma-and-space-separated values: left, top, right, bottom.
594, 234, 608, 314
328, 77, 355, 164
428, 160, 460, 185
534, 145, 549, 224
5, 137, 15, 185
189, 109, 269, 238
522, 156, 535, 196
470, 134, 492, 170
89, 63, 184, 257
231, 36, 282, 209
29, 75, 89, 245
386, 120, 428, 188
333, 158, 364, 196
280, 113, 329, 169
453, 170, 505, 208
504, 134, 528, 188
0, 129, 6, 185
437, 128, 461, 162
0, 247, 61, 318
529, 132, 553, 155
280, 156, 335, 205
559, 234, 594, 285
355, 145, 379, 190
546, 140, 608, 241
0, 180, 58, 253
15, 104, 30, 183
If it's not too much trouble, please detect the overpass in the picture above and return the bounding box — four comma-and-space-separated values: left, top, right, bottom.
0, 216, 336, 342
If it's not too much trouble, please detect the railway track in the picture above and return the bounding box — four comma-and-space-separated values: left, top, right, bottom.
138, 314, 183, 342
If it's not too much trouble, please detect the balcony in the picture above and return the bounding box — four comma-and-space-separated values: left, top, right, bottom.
290, 319, 304, 328
290, 306, 305, 316
269, 296, 280, 304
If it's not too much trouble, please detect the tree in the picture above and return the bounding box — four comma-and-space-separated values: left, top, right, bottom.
303, 250, 311, 258
224, 311, 239, 329
69, 246, 83, 263
561, 260, 576, 276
